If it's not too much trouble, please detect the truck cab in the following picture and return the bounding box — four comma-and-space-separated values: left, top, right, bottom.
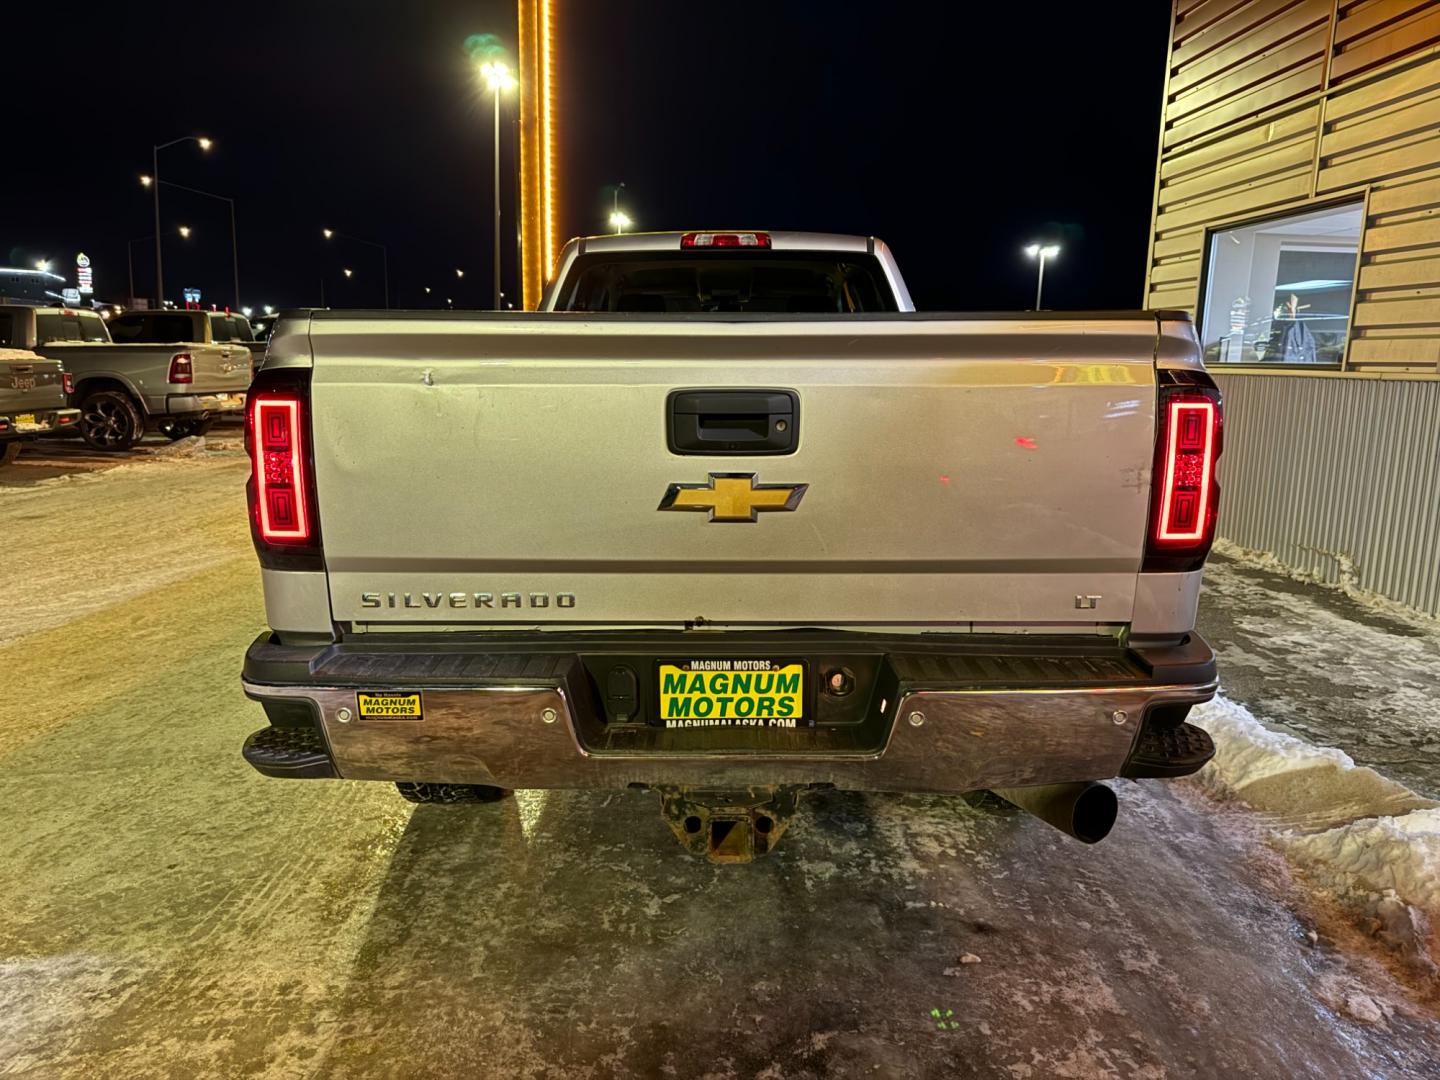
543, 230, 914, 312
108, 308, 258, 351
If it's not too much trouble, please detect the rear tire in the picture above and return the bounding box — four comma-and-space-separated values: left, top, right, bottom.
158, 416, 214, 440
0, 441, 21, 468
395, 782, 512, 804
79, 390, 144, 452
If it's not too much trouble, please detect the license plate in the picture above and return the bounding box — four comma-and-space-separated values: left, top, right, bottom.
658, 659, 806, 728
13, 413, 41, 432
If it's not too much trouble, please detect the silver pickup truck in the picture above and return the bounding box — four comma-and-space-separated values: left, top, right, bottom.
239, 231, 1222, 861
0, 305, 251, 450
0, 346, 80, 465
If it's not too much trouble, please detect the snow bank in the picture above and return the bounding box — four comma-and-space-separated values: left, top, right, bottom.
1192, 697, 1434, 832
1282, 814, 1440, 974
1213, 537, 1440, 631
1193, 695, 1440, 972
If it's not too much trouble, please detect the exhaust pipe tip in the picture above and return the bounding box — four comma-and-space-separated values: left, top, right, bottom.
991, 781, 1118, 845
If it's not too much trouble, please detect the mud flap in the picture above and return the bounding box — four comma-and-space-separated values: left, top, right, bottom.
657, 786, 800, 863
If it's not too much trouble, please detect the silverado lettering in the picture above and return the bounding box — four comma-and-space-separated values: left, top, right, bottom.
359, 591, 577, 609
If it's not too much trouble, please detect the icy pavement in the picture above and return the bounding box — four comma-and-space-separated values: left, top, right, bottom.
0, 422, 246, 488
1199, 553, 1440, 801
4, 458, 1440, 1076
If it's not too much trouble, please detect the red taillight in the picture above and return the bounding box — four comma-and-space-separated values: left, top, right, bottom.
1145, 379, 1223, 572
168, 352, 194, 384
249, 395, 311, 543
680, 231, 771, 249
62, 372, 74, 394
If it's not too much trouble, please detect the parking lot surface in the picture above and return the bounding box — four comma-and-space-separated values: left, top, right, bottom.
3, 446, 1440, 1078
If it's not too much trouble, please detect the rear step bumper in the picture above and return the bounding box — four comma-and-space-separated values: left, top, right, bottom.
241, 631, 1218, 793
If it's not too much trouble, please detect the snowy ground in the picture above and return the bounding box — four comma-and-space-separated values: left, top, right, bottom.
1193, 555, 1440, 990
3, 450, 1440, 1076
1199, 553, 1440, 801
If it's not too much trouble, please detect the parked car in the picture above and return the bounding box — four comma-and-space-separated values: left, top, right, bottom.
0, 304, 251, 450
0, 346, 79, 466
238, 230, 1222, 862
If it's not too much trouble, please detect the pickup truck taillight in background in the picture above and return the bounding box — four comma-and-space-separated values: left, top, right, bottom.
168, 353, 194, 384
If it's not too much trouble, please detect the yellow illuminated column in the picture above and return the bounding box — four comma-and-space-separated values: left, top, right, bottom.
518, 0, 559, 310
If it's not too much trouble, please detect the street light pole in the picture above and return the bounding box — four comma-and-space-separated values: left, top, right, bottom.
158, 179, 239, 309
151, 144, 162, 305
481, 61, 518, 311
149, 136, 211, 307
493, 88, 502, 310
1024, 242, 1061, 310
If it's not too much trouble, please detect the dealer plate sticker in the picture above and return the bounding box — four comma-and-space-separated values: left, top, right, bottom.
658, 660, 804, 728
356, 692, 423, 719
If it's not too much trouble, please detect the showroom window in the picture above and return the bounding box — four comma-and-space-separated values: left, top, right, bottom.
1198, 201, 1363, 367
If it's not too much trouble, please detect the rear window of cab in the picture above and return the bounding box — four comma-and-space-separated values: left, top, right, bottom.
35, 312, 110, 343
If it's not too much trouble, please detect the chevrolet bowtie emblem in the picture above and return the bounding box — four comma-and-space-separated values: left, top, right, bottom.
658, 473, 808, 523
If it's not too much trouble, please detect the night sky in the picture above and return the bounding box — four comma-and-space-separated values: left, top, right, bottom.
3, 1, 1169, 314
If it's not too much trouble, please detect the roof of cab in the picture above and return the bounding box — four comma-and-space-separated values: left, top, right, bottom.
568, 230, 875, 255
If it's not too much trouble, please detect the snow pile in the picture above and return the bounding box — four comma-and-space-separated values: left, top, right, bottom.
1281, 813, 1440, 974
1213, 537, 1440, 630
1192, 696, 1434, 832
1193, 695, 1440, 973
150, 435, 208, 457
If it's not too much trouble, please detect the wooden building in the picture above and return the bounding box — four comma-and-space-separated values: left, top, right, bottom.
1144, 0, 1440, 614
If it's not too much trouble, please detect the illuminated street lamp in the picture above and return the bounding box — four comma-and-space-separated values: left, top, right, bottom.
34, 259, 49, 272
322, 228, 389, 307
482, 60, 518, 310
1024, 242, 1061, 310
343, 267, 354, 278
263, 305, 274, 315
151, 135, 212, 304
610, 182, 631, 234
178, 225, 192, 239
455, 268, 465, 279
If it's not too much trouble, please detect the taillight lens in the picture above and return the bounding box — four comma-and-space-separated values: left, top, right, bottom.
1144, 375, 1223, 572
680, 231, 771, 249
245, 368, 323, 570
250, 396, 310, 543
168, 353, 194, 384
62, 372, 74, 394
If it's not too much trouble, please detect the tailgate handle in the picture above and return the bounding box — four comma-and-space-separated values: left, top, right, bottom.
667, 389, 798, 455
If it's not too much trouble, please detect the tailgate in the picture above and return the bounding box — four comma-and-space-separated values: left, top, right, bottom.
187, 344, 252, 394
310, 315, 1159, 628
1, 352, 67, 414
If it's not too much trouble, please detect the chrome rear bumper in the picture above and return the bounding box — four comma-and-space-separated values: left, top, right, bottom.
242, 678, 1216, 793
240, 631, 1218, 793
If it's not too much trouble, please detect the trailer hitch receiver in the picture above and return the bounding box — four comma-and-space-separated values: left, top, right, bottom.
658, 786, 800, 862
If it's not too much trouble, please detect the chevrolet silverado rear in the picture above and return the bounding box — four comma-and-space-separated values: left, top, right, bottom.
240, 232, 1222, 861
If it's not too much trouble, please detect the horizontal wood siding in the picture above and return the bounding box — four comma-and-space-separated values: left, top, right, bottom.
1147, 0, 1440, 373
